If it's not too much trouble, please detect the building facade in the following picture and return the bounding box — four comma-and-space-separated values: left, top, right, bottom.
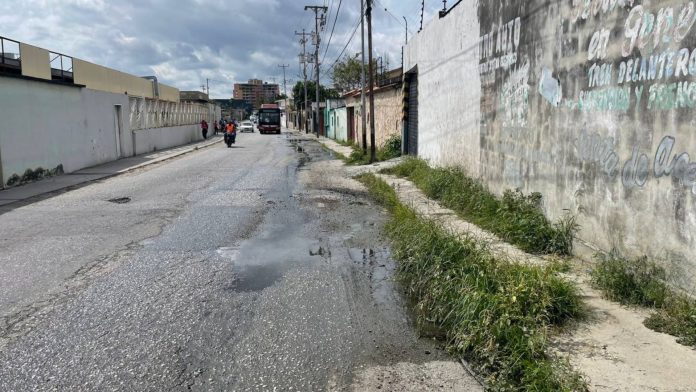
233, 79, 280, 109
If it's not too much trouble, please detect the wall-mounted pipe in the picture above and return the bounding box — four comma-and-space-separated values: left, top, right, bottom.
142, 76, 159, 99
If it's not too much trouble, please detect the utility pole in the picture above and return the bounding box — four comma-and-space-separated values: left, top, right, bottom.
402, 16, 408, 68
367, 0, 376, 162
278, 64, 289, 97
206, 78, 210, 97
295, 29, 310, 133
278, 64, 289, 128
305, 5, 327, 137
360, 0, 367, 152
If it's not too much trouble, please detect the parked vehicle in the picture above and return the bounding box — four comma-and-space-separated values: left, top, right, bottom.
239, 120, 254, 133
257, 104, 281, 134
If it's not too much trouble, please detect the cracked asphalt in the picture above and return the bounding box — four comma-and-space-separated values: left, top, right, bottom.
0, 131, 480, 391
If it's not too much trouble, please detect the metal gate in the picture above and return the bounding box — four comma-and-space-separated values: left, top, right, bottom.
407, 73, 418, 155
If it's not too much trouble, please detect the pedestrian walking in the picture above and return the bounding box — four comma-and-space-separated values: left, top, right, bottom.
201, 119, 209, 139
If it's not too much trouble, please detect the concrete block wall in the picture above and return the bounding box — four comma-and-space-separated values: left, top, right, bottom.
0, 76, 127, 180
405, 0, 696, 291
1, 76, 219, 188
345, 87, 405, 148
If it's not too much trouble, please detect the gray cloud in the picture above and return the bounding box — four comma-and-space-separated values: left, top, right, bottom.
0, 0, 443, 98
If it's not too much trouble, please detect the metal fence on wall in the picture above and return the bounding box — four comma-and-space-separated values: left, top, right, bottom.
128, 97, 216, 131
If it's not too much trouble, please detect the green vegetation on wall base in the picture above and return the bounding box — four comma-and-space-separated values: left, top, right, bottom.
381, 158, 578, 255
356, 173, 586, 391
592, 253, 696, 347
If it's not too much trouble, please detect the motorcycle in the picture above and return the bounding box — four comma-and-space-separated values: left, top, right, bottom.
224, 132, 236, 147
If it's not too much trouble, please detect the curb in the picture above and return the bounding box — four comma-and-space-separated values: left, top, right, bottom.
115, 137, 222, 174
0, 137, 222, 206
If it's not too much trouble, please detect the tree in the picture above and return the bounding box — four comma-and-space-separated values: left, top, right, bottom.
331, 55, 363, 93
292, 81, 339, 109
330, 55, 378, 94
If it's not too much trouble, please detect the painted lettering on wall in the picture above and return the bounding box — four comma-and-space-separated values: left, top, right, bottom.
499, 62, 530, 126
560, 1, 696, 112
574, 130, 620, 176
621, 136, 696, 194
570, 0, 636, 23
479, 17, 522, 75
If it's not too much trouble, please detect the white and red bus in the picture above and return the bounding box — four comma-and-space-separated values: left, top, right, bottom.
257, 104, 282, 134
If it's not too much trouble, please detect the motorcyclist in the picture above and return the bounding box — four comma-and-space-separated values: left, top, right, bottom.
225, 121, 236, 148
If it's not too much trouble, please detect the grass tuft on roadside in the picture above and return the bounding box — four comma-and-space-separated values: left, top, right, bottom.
591, 253, 696, 347
381, 158, 577, 255
337, 135, 402, 165
356, 173, 586, 391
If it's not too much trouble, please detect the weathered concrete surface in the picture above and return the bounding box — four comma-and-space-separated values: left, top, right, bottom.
405, 0, 696, 291
0, 130, 478, 390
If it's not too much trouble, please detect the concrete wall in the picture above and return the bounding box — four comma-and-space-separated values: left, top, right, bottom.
345, 87, 403, 148
370, 86, 402, 148
133, 125, 202, 155
19, 43, 51, 80
405, 0, 696, 291
159, 84, 180, 102
334, 107, 348, 142
0, 76, 127, 181
1, 75, 220, 187
73, 59, 153, 99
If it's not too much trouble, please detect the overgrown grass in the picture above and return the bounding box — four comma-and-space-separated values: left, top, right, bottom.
591, 253, 696, 347
338, 135, 402, 165
357, 173, 586, 391
382, 158, 577, 255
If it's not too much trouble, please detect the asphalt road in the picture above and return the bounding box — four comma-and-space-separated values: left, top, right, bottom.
0, 130, 479, 391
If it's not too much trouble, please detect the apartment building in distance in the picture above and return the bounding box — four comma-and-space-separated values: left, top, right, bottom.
233, 79, 279, 109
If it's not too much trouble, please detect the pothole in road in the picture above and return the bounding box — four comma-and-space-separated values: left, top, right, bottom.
108, 197, 131, 204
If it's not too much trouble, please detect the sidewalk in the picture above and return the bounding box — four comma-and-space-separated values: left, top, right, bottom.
0, 136, 222, 208
315, 139, 696, 391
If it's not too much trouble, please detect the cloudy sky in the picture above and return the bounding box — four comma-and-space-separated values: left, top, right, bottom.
0, 0, 443, 98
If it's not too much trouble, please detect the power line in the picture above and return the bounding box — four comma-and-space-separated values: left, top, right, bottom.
373, 0, 414, 35
321, 14, 362, 77
321, 0, 343, 64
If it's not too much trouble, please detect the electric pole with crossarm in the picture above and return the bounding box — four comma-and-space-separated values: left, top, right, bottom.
305, 5, 327, 137
295, 29, 310, 133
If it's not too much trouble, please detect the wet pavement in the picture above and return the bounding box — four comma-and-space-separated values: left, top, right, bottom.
0, 131, 479, 391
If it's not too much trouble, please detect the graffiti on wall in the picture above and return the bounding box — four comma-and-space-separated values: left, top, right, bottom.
478, 17, 522, 76
573, 131, 696, 195
574, 130, 620, 177
499, 62, 530, 126
560, 1, 696, 112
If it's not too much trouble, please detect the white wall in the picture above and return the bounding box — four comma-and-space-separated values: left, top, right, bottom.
133, 125, 205, 156
0, 77, 128, 181
404, 5, 482, 176
1, 76, 222, 187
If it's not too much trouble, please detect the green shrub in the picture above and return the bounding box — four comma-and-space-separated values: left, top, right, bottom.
592, 253, 696, 347
357, 173, 586, 391
591, 253, 669, 307
377, 134, 402, 161
382, 158, 577, 255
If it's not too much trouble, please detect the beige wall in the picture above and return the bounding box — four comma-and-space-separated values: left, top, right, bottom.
73, 59, 180, 101
13, 40, 180, 102
73, 59, 152, 97
158, 84, 179, 102
370, 86, 402, 148
19, 43, 50, 80
344, 86, 402, 148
